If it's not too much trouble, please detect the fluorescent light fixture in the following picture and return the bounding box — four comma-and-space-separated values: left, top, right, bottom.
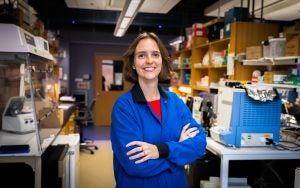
115, 28, 126, 37
120, 17, 131, 29
114, 0, 145, 37
125, 0, 142, 17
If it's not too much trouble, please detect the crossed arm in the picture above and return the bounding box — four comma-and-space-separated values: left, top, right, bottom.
126, 123, 200, 164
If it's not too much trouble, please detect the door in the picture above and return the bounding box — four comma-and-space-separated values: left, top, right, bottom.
94, 53, 131, 126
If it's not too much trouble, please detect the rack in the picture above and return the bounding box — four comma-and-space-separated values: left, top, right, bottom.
176, 21, 287, 96
243, 56, 300, 66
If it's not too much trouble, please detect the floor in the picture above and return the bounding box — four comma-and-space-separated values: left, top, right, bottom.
77, 126, 299, 188
79, 126, 115, 188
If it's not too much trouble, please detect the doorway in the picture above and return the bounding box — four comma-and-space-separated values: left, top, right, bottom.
94, 53, 131, 126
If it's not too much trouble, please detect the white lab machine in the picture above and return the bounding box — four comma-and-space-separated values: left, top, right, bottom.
2, 96, 35, 133
0, 23, 53, 61
52, 134, 80, 188
210, 86, 281, 147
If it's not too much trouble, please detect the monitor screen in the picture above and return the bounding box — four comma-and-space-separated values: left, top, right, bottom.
72, 90, 88, 106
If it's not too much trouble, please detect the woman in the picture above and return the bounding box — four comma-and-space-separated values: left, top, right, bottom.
110, 32, 207, 188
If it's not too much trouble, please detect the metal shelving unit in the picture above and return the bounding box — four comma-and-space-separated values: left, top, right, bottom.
242, 56, 300, 66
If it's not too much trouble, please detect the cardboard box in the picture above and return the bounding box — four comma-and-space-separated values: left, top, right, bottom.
192, 23, 207, 37
246, 46, 262, 59
192, 23, 205, 29
192, 28, 207, 37
264, 71, 289, 84
285, 34, 300, 56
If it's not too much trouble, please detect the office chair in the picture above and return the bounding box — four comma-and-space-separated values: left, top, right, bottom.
74, 98, 98, 154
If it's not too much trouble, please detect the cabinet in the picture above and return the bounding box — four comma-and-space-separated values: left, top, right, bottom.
243, 56, 300, 90
229, 22, 280, 81
191, 38, 229, 95
171, 48, 192, 95
173, 21, 281, 96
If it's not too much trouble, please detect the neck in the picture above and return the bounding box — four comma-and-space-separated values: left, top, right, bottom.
138, 80, 160, 101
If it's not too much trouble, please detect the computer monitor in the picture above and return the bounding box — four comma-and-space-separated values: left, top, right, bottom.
72, 90, 88, 107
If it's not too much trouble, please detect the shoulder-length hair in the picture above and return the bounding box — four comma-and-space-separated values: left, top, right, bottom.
123, 32, 172, 83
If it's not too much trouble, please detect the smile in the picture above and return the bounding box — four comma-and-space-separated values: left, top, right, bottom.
143, 67, 155, 71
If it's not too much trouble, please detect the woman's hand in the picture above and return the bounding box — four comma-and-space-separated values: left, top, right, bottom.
126, 141, 159, 164
179, 123, 200, 142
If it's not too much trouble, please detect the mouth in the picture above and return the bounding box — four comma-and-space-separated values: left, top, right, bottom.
143, 67, 155, 71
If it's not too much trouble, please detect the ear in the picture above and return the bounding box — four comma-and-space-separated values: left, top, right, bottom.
132, 66, 136, 69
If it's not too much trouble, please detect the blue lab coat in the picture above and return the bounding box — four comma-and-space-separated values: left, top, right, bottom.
110, 84, 207, 188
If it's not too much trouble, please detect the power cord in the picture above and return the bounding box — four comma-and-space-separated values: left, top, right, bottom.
265, 138, 300, 151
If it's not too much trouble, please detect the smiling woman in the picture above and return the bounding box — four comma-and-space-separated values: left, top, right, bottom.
110, 32, 207, 188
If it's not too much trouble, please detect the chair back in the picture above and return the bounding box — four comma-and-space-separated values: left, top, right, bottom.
89, 99, 96, 112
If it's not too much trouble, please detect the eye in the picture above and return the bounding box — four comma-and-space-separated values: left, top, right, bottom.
136, 53, 146, 59
152, 52, 160, 58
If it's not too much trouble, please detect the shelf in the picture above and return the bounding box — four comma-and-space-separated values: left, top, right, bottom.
181, 48, 192, 52
173, 67, 191, 70
209, 38, 230, 46
204, 18, 224, 27
194, 42, 209, 49
172, 51, 181, 57
194, 64, 227, 69
172, 22, 285, 96
192, 85, 209, 91
193, 38, 230, 49
178, 85, 192, 94
242, 56, 300, 66
253, 83, 300, 90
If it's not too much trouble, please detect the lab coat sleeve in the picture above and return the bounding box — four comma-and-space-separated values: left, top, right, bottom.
166, 94, 207, 166
110, 97, 178, 177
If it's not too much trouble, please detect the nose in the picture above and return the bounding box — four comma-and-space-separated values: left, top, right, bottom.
145, 54, 153, 64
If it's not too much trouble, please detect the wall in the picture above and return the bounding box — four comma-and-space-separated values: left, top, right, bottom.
59, 29, 176, 103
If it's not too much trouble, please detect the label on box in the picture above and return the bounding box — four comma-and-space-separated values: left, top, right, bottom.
192, 28, 207, 37
192, 23, 204, 29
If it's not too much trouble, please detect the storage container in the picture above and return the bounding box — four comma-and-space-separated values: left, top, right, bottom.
262, 40, 270, 57
269, 38, 286, 57
224, 7, 249, 37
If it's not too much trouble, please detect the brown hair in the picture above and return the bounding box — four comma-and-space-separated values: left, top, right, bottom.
123, 32, 172, 83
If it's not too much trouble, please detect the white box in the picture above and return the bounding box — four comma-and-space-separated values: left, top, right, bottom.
201, 177, 251, 188
269, 38, 286, 57
295, 167, 300, 188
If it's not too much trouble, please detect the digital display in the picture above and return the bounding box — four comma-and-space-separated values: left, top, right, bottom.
24, 33, 36, 47
43, 41, 48, 51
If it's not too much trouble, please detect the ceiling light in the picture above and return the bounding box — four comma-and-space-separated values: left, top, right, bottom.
113, 0, 145, 37
125, 0, 142, 17
115, 28, 126, 37
120, 17, 131, 29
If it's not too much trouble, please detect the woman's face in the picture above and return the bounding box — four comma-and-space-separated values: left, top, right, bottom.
134, 38, 162, 83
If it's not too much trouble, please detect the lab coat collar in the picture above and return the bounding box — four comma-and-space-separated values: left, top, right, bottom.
131, 83, 168, 103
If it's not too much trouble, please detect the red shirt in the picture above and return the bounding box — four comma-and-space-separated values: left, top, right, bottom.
148, 99, 161, 120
